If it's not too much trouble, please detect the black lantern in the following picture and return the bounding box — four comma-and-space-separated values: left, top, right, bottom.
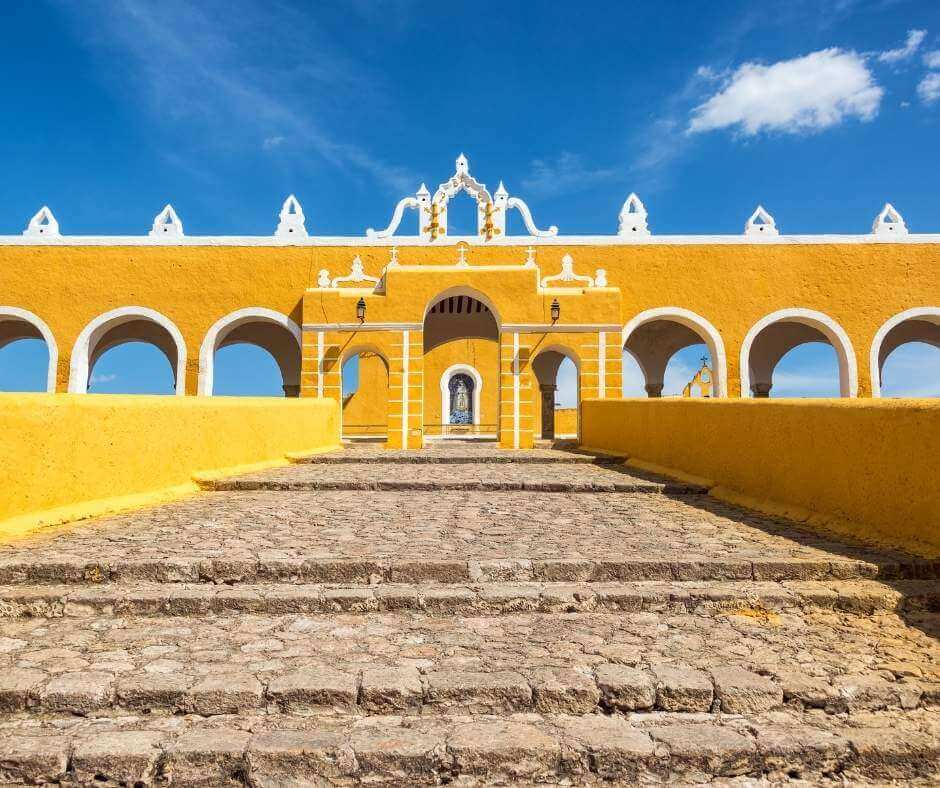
550, 298, 560, 323
356, 297, 366, 323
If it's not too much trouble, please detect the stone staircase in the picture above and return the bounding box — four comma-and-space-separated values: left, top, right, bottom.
0, 444, 937, 785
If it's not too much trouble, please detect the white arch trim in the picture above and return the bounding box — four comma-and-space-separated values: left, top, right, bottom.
69, 306, 187, 395
870, 307, 940, 398
422, 286, 502, 327
198, 307, 302, 396
740, 308, 858, 398
440, 363, 483, 426
621, 307, 728, 397
0, 307, 59, 393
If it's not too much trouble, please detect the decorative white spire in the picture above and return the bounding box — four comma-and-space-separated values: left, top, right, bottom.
23, 206, 59, 237
618, 193, 649, 236
149, 204, 183, 238
275, 194, 308, 238
455, 153, 469, 175
541, 253, 596, 287
745, 205, 779, 237
872, 203, 908, 237
494, 181, 509, 199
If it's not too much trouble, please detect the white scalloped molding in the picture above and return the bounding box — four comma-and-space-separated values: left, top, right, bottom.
150, 204, 183, 238
745, 205, 779, 237
23, 206, 59, 237
872, 203, 908, 237
275, 195, 307, 239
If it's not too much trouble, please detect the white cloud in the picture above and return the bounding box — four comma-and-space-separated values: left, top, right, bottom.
262, 135, 286, 150
521, 153, 618, 198
925, 50, 940, 69
688, 48, 883, 136
878, 29, 927, 64
89, 373, 117, 384
919, 72, 940, 104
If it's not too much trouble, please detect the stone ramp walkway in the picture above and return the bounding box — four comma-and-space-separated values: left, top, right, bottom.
0, 442, 937, 785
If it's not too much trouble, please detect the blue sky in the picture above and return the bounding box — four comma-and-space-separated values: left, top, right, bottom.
1, 0, 939, 399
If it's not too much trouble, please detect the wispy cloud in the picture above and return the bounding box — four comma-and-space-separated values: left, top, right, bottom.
89, 372, 117, 384
521, 153, 618, 198
688, 48, 883, 136
262, 135, 286, 151
878, 28, 927, 64
919, 72, 940, 104
925, 50, 940, 70
53, 0, 415, 192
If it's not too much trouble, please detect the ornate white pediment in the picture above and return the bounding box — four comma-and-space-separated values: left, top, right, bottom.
23, 206, 59, 237
330, 256, 381, 288
150, 204, 183, 238
618, 193, 649, 236
541, 254, 597, 287
275, 195, 308, 238
745, 205, 779, 237
366, 154, 558, 242
872, 203, 908, 237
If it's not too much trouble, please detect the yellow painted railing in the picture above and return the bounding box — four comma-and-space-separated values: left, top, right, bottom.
581, 398, 940, 557
0, 394, 340, 540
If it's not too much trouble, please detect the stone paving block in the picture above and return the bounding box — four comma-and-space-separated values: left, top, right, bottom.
776, 670, 837, 709
116, 672, 193, 712
350, 726, 449, 780
262, 585, 321, 613
844, 728, 940, 780
0, 736, 69, 784
41, 670, 113, 713
322, 587, 379, 613
651, 724, 757, 778
266, 667, 358, 712
375, 585, 418, 610
531, 558, 595, 582
165, 728, 250, 787
595, 663, 656, 711
651, 664, 714, 712
418, 586, 477, 614
186, 672, 264, 715
72, 730, 165, 786
477, 583, 541, 613
301, 558, 385, 583
469, 558, 533, 582
833, 673, 901, 711
110, 557, 199, 582
248, 729, 357, 782
752, 725, 849, 780
559, 714, 657, 781
673, 560, 753, 581
360, 666, 424, 713
530, 667, 600, 714
538, 583, 596, 612
710, 666, 783, 713
426, 670, 532, 713
389, 560, 468, 583
198, 557, 259, 583
214, 587, 264, 613
447, 720, 562, 781
752, 560, 832, 581
0, 668, 46, 711
593, 584, 644, 611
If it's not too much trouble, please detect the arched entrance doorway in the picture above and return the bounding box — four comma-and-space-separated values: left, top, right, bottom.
532, 348, 580, 441
423, 290, 499, 439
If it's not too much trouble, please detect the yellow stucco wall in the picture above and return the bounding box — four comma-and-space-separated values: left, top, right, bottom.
581, 398, 940, 557
554, 408, 579, 437
0, 393, 340, 539
342, 352, 388, 436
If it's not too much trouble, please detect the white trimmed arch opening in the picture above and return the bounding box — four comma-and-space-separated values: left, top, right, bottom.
69, 307, 186, 395
0, 307, 58, 393
740, 308, 857, 398
439, 363, 483, 426
621, 308, 728, 397
870, 307, 940, 397
198, 308, 302, 396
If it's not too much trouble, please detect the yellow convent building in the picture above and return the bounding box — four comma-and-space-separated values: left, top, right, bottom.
2, 155, 938, 449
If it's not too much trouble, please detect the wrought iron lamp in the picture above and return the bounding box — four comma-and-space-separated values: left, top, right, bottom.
550, 298, 560, 323
356, 297, 366, 323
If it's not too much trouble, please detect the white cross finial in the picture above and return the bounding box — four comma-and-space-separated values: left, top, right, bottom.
457, 244, 468, 266
389, 246, 399, 265
524, 246, 537, 267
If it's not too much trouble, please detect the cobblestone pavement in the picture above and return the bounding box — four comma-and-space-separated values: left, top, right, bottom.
0, 443, 936, 785
302, 442, 617, 463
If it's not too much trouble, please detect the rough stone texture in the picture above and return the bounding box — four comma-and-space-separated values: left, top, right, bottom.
426, 670, 532, 713
164, 728, 250, 787
360, 666, 424, 713
711, 666, 783, 713
0, 735, 69, 785
531, 666, 600, 714
187, 672, 263, 715
595, 663, 656, 711
560, 714, 657, 781
266, 667, 358, 712
652, 664, 714, 712
447, 720, 562, 780
0, 668, 45, 712
72, 730, 165, 786
40, 670, 113, 714
248, 729, 356, 782
651, 724, 757, 777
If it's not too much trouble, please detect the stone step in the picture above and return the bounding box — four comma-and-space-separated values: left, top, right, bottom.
0, 711, 936, 785
2, 656, 934, 720
295, 445, 625, 464
1, 579, 936, 618
198, 462, 703, 493
6, 555, 936, 585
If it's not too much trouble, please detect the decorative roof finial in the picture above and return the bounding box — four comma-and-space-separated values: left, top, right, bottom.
618, 193, 649, 236
150, 204, 183, 238
872, 203, 908, 237
275, 194, 308, 239
745, 205, 779, 237
23, 206, 59, 237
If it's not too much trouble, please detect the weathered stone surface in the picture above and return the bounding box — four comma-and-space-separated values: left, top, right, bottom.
711, 666, 783, 713
844, 728, 940, 780
248, 729, 357, 782
651, 664, 714, 712
40, 670, 113, 713
266, 667, 358, 712
531, 667, 600, 714
833, 672, 900, 711
427, 670, 531, 713
72, 730, 165, 786
595, 663, 656, 711
651, 724, 757, 777
0, 668, 45, 711
448, 720, 562, 780
165, 728, 250, 787
186, 672, 263, 715
0, 736, 69, 784
776, 670, 837, 709
350, 726, 448, 780
752, 725, 849, 780
116, 672, 193, 711
559, 714, 656, 780
360, 666, 424, 713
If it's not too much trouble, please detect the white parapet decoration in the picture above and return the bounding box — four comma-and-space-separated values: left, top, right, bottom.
23, 206, 59, 237
745, 205, 779, 237
331, 255, 380, 288
541, 253, 595, 287
149, 204, 183, 238
275, 195, 308, 238
872, 203, 908, 237
618, 193, 650, 236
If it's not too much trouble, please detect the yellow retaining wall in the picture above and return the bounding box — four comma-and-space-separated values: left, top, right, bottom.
581, 399, 940, 557
0, 394, 341, 540
554, 408, 579, 437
